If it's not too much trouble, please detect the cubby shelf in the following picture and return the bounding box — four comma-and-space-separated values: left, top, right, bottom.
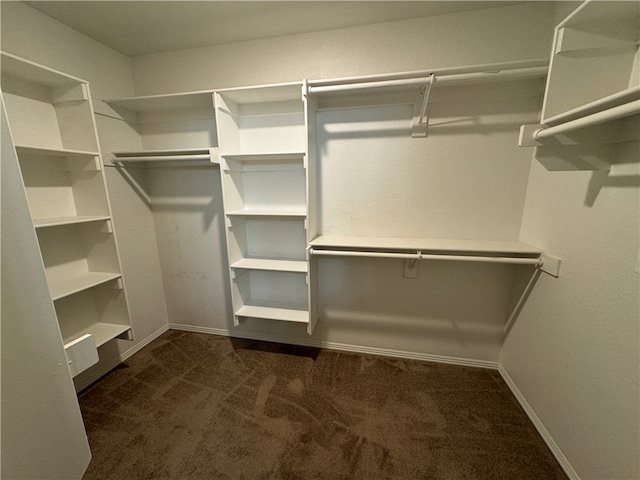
49, 271, 122, 301
235, 303, 310, 324
225, 209, 307, 217
63, 322, 132, 348
230, 258, 308, 273
33, 215, 112, 228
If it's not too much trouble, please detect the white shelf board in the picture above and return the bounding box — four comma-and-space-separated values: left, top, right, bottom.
34, 215, 111, 229
310, 235, 543, 257
104, 90, 215, 114
217, 82, 303, 104
14, 145, 100, 158
230, 258, 307, 273
226, 209, 307, 218
64, 322, 131, 348
235, 302, 309, 324
49, 271, 121, 301
1, 51, 86, 86
221, 152, 305, 162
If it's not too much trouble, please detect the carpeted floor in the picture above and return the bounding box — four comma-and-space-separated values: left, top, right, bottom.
79, 331, 567, 479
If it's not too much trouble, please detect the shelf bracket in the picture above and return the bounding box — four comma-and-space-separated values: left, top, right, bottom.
540, 253, 562, 278
412, 74, 436, 138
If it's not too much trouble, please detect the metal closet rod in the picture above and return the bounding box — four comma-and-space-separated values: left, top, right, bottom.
534, 100, 640, 140
307, 58, 548, 92
309, 248, 543, 266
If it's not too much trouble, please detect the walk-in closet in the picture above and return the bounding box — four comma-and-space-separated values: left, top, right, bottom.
2, 2, 638, 479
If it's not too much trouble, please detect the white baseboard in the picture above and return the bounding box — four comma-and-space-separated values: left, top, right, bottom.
168, 323, 499, 370
74, 323, 170, 392
498, 365, 580, 480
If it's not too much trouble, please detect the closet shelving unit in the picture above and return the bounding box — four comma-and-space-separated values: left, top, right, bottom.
215, 82, 318, 333
104, 90, 219, 167
1, 52, 132, 376
306, 59, 559, 276
518, 0, 640, 170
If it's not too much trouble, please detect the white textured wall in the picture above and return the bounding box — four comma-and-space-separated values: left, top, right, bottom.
131, 2, 556, 95
503, 143, 640, 479
0, 2, 170, 387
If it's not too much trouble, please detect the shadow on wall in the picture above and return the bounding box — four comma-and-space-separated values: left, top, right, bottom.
314, 256, 542, 360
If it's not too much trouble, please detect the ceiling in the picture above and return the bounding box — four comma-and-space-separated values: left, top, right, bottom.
23, 1, 524, 57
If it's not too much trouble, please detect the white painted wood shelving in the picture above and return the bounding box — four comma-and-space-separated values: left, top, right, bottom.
1, 52, 133, 376
519, 0, 640, 170
215, 82, 319, 334
104, 90, 219, 167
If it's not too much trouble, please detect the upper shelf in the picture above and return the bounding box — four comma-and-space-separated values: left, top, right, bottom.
1, 51, 86, 88
518, 0, 639, 169
541, 0, 639, 122
104, 90, 215, 116
310, 235, 543, 257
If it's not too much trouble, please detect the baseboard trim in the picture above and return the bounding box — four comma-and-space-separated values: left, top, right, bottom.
168, 323, 499, 370
498, 365, 580, 480
74, 323, 170, 392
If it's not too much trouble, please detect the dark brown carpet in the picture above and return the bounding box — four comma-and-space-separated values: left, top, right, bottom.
79, 331, 567, 480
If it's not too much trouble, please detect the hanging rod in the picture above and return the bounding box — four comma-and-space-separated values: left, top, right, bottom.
308, 66, 547, 95
308, 58, 548, 89
533, 100, 640, 140
309, 248, 543, 266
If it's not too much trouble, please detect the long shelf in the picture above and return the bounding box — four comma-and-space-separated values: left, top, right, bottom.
33, 215, 111, 229
1, 51, 86, 87
64, 322, 131, 348
15, 145, 100, 158
104, 90, 216, 114
230, 258, 307, 273
235, 302, 309, 324
309, 235, 543, 257
49, 272, 122, 301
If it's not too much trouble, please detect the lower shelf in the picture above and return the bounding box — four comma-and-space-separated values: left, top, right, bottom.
235, 302, 309, 324
49, 271, 122, 301
64, 322, 131, 347
65, 322, 132, 348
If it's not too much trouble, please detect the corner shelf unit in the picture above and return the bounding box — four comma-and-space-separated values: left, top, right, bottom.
1, 51, 132, 376
215, 82, 318, 334
518, 1, 640, 170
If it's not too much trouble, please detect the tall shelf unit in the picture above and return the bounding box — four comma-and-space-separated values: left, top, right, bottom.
1, 52, 132, 377
215, 82, 318, 333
